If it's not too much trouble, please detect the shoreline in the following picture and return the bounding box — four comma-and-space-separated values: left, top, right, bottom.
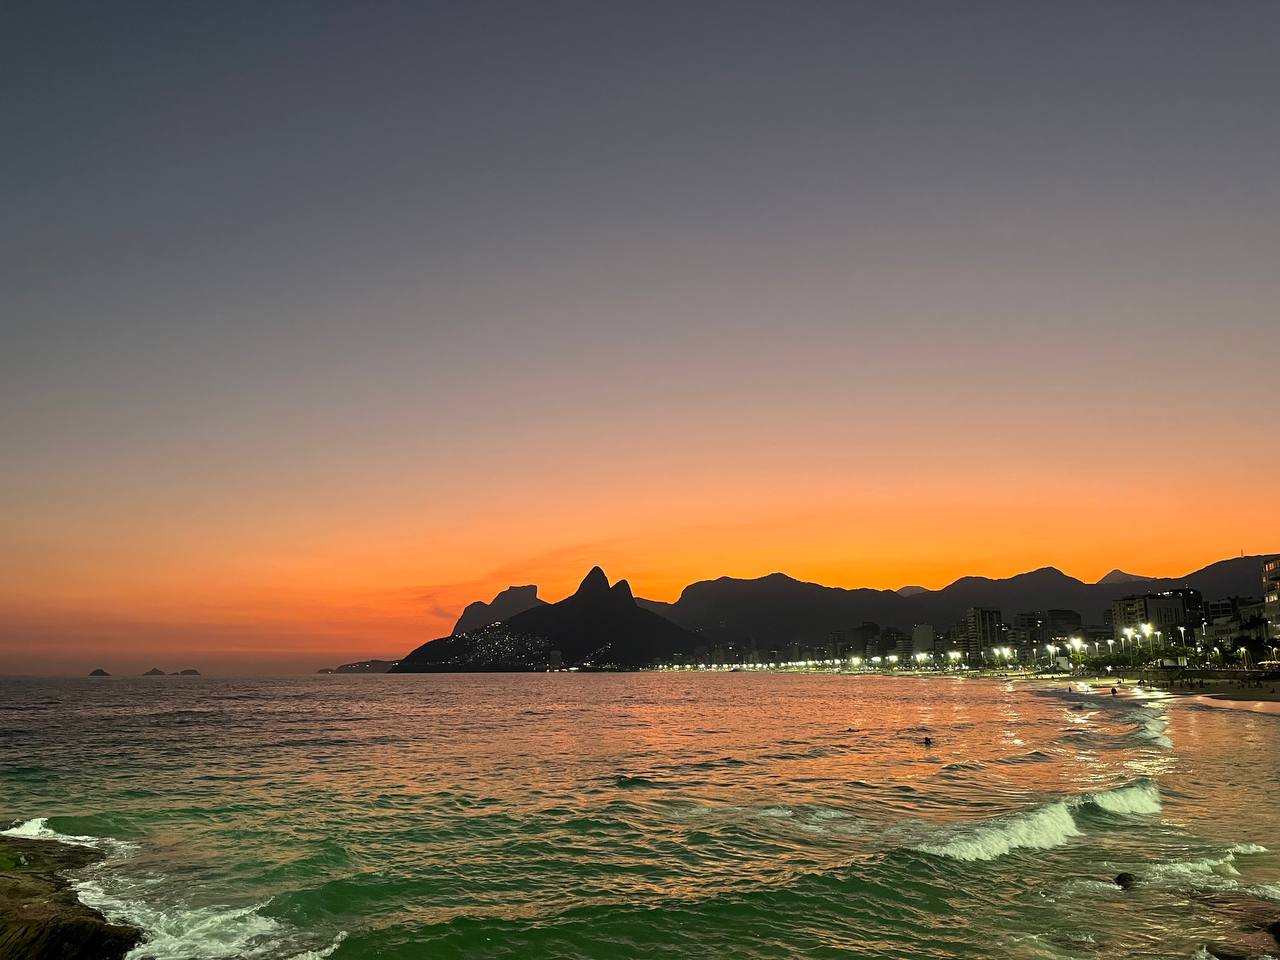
0, 834, 142, 960
997, 673, 1280, 714
690, 667, 1280, 712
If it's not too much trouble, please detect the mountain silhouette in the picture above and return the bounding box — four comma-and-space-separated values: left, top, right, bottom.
638, 555, 1272, 647
395, 567, 696, 671
452, 584, 544, 635
1096, 569, 1154, 586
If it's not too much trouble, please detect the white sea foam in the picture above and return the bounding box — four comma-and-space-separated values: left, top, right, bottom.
1229, 842, 1268, 854
758, 806, 794, 818
3, 817, 343, 960
2, 816, 137, 854
1087, 781, 1162, 816
1131, 709, 1173, 748
917, 782, 1161, 862
918, 801, 1082, 861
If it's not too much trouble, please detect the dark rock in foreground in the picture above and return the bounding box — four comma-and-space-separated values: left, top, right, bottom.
87, 669, 110, 677
0, 836, 141, 960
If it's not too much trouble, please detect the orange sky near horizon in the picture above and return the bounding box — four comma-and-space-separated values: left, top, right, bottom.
4, 451, 1276, 675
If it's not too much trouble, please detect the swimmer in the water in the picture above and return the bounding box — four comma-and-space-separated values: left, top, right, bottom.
922, 736, 933, 747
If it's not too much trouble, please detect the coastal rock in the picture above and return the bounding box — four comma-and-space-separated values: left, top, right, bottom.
1202, 946, 1251, 960
170, 669, 200, 676
332, 659, 398, 674
142, 667, 165, 676
452, 585, 545, 635
0, 836, 142, 960
1113, 872, 1137, 889
87, 669, 110, 677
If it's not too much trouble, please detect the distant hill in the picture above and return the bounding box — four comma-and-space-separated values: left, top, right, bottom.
452, 585, 544, 635
639, 571, 908, 650
320, 659, 398, 674
142, 667, 165, 676
395, 567, 696, 671
1096, 569, 1154, 586
896, 585, 929, 597
642, 555, 1273, 647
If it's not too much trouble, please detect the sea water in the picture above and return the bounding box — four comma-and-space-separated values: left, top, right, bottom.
2, 674, 1278, 959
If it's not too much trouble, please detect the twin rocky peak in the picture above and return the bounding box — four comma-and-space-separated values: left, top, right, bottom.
394, 567, 689, 672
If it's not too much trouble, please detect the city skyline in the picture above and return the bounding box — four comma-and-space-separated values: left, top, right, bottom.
4, 2, 1279, 673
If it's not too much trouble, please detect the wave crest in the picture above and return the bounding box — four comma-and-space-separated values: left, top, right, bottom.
917, 782, 1161, 862
1087, 781, 1161, 816
918, 801, 1080, 861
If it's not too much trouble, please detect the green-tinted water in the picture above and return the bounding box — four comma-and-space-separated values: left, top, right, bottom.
2, 674, 1278, 959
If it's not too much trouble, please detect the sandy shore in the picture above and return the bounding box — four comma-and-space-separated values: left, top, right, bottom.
1014, 673, 1280, 715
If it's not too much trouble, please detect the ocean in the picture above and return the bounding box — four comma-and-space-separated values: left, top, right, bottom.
2, 673, 1278, 959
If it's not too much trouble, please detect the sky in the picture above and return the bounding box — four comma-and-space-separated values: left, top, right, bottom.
3, 1, 1278, 674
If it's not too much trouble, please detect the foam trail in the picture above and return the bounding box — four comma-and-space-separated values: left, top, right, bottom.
2, 817, 137, 855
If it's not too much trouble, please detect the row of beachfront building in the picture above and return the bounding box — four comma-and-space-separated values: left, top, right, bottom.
677, 558, 1280, 669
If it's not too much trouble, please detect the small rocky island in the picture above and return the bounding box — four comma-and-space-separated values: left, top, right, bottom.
87, 669, 110, 677
169, 669, 200, 676
0, 835, 141, 960
142, 668, 166, 676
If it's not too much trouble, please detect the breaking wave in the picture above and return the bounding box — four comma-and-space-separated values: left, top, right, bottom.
1131, 708, 1173, 748
917, 781, 1161, 862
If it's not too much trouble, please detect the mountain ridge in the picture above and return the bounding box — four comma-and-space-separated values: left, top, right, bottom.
392, 553, 1274, 670
641, 555, 1271, 647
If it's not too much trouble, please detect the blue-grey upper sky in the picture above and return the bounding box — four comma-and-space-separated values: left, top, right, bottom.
3, 1, 1278, 672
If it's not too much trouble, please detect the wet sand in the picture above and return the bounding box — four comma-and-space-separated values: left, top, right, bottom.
1051, 676, 1280, 715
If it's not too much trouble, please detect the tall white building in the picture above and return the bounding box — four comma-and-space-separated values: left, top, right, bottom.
1264, 557, 1280, 642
